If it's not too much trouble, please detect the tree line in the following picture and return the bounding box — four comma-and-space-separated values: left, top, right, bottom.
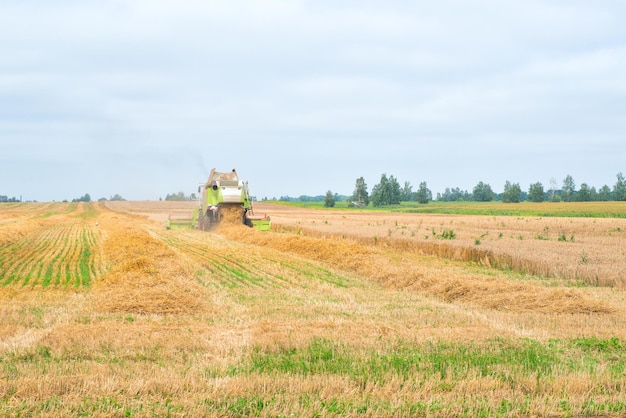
343, 175, 432, 207
332, 172, 626, 207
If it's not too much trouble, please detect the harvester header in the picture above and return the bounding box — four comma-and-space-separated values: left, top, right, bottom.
166, 168, 270, 231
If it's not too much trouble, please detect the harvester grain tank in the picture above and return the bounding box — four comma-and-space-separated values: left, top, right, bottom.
166, 168, 270, 231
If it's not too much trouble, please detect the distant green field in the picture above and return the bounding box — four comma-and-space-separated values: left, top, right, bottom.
269, 200, 626, 218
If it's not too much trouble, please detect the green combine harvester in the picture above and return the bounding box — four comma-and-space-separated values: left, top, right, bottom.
166, 168, 271, 231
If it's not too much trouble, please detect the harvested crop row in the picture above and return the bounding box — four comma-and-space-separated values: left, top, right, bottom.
218, 226, 613, 314
0, 220, 104, 288
161, 233, 281, 289
93, 212, 207, 315
150, 226, 350, 291
0, 202, 93, 247
0, 212, 44, 246
264, 205, 626, 287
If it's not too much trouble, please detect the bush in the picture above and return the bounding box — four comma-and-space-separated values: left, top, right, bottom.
440, 229, 456, 240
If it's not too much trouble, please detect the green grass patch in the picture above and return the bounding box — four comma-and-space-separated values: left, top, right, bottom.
202, 259, 263, 288
34, 202, 69, 218
74, 202, 99, 220
231, 336, 626, 386
78, 230, 92, 287
235, 338, 564, 383
42, 263, 54, 287
202, 396, 275, 416
3, 337, 625, 417
272, 200, 626, 218
210, 336, 626, 416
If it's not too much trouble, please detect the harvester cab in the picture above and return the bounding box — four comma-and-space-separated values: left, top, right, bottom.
166, 168, 270, 231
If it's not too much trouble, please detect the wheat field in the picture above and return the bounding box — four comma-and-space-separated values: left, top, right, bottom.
1, 201, 625, 417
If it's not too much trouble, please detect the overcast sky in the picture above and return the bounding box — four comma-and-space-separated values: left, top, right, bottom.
1, 1, 625, 201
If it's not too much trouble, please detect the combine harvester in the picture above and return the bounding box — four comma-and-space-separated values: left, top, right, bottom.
166, 168, 271, 231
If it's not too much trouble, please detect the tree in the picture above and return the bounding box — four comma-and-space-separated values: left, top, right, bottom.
415, 182, 432, 204
472, 181, 494, 202
598, 185, 612, 201
165, 192, 189, 201
388, 175, 402, 205
577, 183, 592, 202
613, 172, 626, 201
371, 173, 402, 206
502, 181, 522, 203
371, 174, 388, 207
528, 182, 545, 203
324, 190, 336, 207
402, 181, 413, 202
437, 187, 470, 202
562, 175, 576, 202
351, 177, 369, 206
72, 193, 91, 203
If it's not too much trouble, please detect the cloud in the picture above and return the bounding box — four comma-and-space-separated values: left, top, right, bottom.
1, 1, 625, 201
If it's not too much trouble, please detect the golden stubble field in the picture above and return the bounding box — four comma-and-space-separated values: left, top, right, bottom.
1, 201, 625, 417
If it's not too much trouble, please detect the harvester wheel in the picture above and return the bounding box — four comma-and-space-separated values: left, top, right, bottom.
243, 209, 253, 227
199, 209, 224, 230
198, 212, 211, 231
